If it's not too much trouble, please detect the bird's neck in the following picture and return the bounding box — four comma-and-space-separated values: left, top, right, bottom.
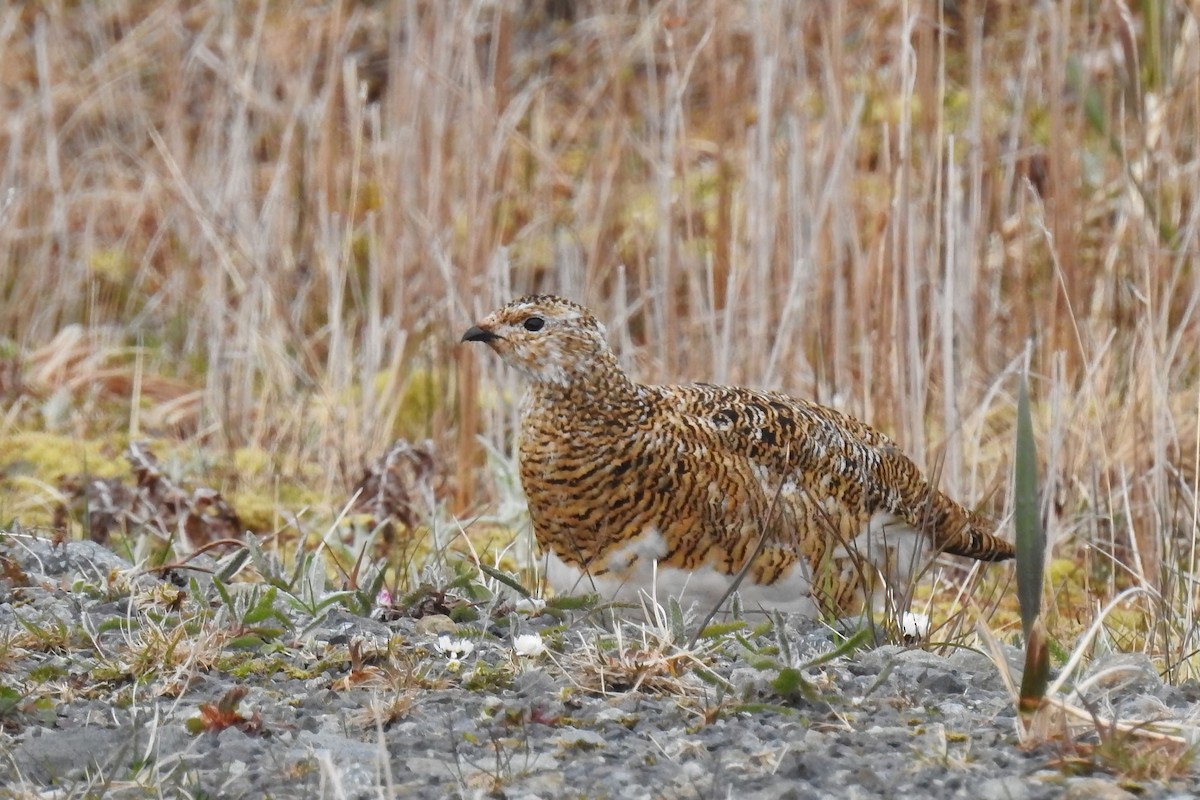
530, 349, 641, 407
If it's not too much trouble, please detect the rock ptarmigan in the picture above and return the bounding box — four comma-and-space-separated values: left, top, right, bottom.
463, 295, 1013, 616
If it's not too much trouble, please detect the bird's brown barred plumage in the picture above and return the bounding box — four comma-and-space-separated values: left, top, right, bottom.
463, 295, 1013, 616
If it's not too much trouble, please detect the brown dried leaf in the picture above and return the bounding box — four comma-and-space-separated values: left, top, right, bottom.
349, 439, 438, 535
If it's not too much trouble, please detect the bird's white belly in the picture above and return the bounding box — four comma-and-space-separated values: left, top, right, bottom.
539, 511, 927, 617
540, 527, 821, 617
834, 511, 927, 586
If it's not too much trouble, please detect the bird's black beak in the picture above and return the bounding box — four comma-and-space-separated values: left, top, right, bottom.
462, 325, 501, 343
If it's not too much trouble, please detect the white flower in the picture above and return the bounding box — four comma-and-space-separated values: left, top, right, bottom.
514, 597, 547, 615
900, 612, 930, 642
513, 633, 545, 658
435, 635, 474, 660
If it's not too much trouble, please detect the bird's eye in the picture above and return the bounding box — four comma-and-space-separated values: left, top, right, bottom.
522, 316, 545, 332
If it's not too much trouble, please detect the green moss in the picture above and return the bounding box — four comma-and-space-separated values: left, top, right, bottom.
212, 652, 256, 674
88, 248, 136, 284
464, 661, 514, 692
27, 663, 67, 683
508, 230, 555, 274
231, 447, 273, 476
4, 433, 128, 480
697, 620, 747, 639
394, 367, 447, 438
224, 657, 287, 680
112, 687, 135, 708
1047, 557, 1081, 586
0, 433, 130, 527
278, 661, 320, 681
220, 445, 325, 531
92, 663, 132, 683
296, 656, 344, 679
98, 617, 136, 634
229, 492, 280, 534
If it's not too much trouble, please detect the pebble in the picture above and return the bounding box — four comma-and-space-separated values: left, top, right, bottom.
414, 613, 456, 635
1063, 778, 1138, 800
979, 777, 1030, 800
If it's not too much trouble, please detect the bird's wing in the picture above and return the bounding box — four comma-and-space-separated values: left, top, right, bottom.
655, 384, 1011, 561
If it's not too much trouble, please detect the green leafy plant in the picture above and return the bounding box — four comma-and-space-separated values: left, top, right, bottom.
1015, 373, 1050, 728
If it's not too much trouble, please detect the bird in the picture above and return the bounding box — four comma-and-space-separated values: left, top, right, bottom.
462, 295, 1013, 618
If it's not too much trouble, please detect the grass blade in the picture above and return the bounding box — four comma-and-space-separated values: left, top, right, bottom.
1015, 371, 1050, 726
1015, 373, 1045, 639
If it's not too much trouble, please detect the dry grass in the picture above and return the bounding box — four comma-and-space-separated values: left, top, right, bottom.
1, 0, 1199, 680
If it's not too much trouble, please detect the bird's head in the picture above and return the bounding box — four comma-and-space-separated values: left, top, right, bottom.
461, 295, 612, 386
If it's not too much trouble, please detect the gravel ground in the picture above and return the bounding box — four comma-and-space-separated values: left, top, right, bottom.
1, 531, 1197, 799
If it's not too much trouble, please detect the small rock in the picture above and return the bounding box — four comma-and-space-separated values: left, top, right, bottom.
1063, 778, 1137, 800
938, 701, 968, 718
594, 707, 627, 724
518, 771, 566, 796
514, 667, 556, 697
920, 669, 966, 694
977, 776, 1029, 800
748, 784, 809, 800
1081, 653, 1161, 694
11, 726, 125, 782
415, 614, 456, 635
402, 757, 455, 778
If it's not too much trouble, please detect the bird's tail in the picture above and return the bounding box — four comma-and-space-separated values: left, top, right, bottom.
880, 447, 1014, 563
933, 503, 1015, 561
